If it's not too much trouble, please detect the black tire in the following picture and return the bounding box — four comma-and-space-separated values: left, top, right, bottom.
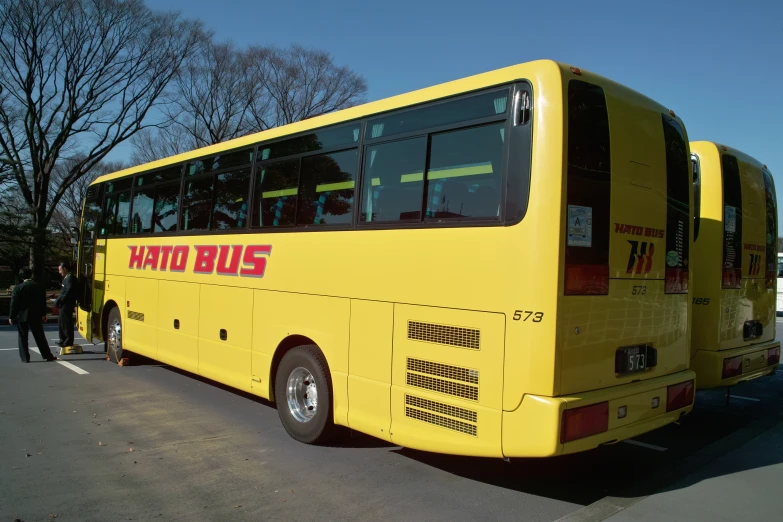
274, 345, 335, 444
105, 307, 129, 364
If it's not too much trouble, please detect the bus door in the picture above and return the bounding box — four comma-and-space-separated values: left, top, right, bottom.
77, 183, 104, 342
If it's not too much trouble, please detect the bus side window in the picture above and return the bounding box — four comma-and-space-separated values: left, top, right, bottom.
691, 154, 701, 241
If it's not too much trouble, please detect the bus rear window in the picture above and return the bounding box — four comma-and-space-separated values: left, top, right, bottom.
564, 80, 611, 295
722, 154, 742, 288
662, 115, 689, 294
762, 169, 777, 288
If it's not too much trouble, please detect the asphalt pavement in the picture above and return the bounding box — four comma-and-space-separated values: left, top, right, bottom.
0, 322, 781, 522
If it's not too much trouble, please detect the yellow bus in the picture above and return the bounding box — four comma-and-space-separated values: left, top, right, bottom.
689, 142, 780, 389
76, 60, 696, 458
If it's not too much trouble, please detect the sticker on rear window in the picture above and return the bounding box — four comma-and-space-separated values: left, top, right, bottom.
567, 205, 592, 247
725, 205, 737, 233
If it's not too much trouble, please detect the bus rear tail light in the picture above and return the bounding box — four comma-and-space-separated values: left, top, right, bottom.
565, 264, 609, 295
722, 355, 743, 379
664, 267, 688, 294
666, 380, 694, 412
560, 402, 609, 443
766, 270, 776, 290
722, 268, 742, 289
768, 347, 780, 366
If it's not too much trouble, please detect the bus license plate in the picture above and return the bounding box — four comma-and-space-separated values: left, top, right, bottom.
616, 345, 650, 374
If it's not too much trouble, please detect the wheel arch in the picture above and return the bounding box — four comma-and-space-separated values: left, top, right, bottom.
269, 334, 330, 402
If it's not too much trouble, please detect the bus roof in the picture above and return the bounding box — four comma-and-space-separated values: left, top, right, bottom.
92, 59, 676, 185
691, 141, 769, 172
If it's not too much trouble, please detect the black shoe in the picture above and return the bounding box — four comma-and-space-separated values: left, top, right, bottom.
45, 356, 58, 362
21, 359, 29, 363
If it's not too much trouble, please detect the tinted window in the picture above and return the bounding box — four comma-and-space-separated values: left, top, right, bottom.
260, 124, 359, 162
153, 182, 180, 233
253, 159, 299, 227
106, 178, 133, 193
662, 115, 690, 290
564, 80, 611, 286
130, 188, 154, 234
154, 166, 182, 183
763, 169, 777, 279
360, 137, 427, 223
188, 148, 253, 176
116, 191, 131, 235
367, 89, 508, 140
101, 194, 118, 237
181, 175, 213, 231
692, 155, 701, 241
297, 149, 357, 226
425, 123, 504, 220
722, 154, 742, 275
213, 169, 251, 230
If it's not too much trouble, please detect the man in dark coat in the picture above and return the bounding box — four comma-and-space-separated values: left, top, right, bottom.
8, 267, 57, 363
55, 260, 79, 348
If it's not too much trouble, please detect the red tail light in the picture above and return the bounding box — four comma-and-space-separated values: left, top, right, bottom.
722, 355, 743, 379
666, 380, 694, 412
768, 347, 780, 366
722, 268, 742, 289
565, 264, 610, 295
560, 402, 609, 443
665, 267, 688, 293
766, 270, 776, 290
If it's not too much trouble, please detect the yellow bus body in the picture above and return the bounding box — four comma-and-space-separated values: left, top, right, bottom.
77, 59, 695, 457
689, 141, 780, 389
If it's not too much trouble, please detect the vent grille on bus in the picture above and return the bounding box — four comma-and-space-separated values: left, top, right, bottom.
127, 311, 144, 322
405, 395, 477, 436
406, 394, 477, 423
407, 321, 480, 350
406, 357, 479, 401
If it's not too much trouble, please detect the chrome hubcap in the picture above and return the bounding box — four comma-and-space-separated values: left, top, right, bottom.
108, 319, 122, 357
286, 367, 318, 423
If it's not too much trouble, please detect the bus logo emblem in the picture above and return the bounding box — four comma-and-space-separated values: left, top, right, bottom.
748, 254, 761, 276
626, 241, 654, 274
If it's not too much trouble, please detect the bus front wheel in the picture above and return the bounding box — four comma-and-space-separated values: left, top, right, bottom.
106, 307, 127, 364
274, 345, 335, 444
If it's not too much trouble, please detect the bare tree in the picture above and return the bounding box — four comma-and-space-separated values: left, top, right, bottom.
49, 158, 124, 251
131, 42, 367, 164
250, 45, 368, 129
0, 0, 204, 278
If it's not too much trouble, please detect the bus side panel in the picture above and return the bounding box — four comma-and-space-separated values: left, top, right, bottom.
252, 291, 350, 426
124, 277, 158, 359
157, 280, 200, 375
347, 299, 393, 442
389, 304, 504, 457
690, 143, 723, 356
198, 285, 252, 393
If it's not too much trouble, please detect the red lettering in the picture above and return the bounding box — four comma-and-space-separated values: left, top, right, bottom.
217, 245, 243, 276
657, 230, 664, 239
129, 246, 145, 269
160, 246, 174, 271
194, 245, 218, 274
615, 223, 623, 233
143, 246, 161, 270
239, 245, 272, 278
170, 246, 189, 271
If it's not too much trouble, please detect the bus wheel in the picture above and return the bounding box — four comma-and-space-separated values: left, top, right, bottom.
274, 345, 334, 444
106, 307, 127, 364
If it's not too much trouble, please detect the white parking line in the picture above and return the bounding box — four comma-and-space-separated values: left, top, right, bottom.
622, 439, 668, 451
730, 395, 760, 402
29, 347, 89, 375
0, 348, 18, 351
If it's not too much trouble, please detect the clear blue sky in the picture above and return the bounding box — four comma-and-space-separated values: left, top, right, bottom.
119, 0, 783, 222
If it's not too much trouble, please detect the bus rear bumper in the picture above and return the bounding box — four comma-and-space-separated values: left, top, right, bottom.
690, 340, 780, 389
501, 370, 696, 458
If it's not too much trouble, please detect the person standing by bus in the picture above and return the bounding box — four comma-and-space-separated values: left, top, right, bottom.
8, 267, 57, 363
55, 260, 78, 348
